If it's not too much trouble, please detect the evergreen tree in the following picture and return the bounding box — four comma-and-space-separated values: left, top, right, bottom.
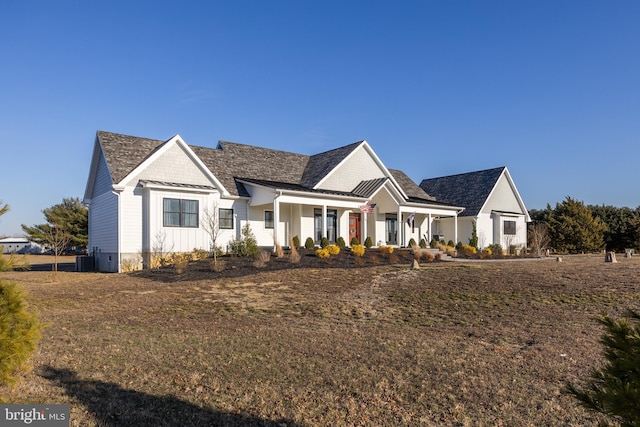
565, 310, 640, 426
0, 282, 42, 388
548, 197, 606, 253
0, 201, 29, 271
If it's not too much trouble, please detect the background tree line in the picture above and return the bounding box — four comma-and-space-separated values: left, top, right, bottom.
529, 196, 640, 254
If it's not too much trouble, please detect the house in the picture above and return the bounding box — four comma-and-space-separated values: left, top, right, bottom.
83, 131, 464, 272
419, 167, 531, 252
0, 237, 43, 254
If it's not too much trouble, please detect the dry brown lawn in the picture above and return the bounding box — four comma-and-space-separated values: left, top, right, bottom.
1, 252, 639, 426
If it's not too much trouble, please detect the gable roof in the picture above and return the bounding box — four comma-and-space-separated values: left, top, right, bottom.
300, 141, 363, 188
419, 167, 506, 216
98, 130, 166, 184
93, 130, 452, 207
389, 169, 436, 202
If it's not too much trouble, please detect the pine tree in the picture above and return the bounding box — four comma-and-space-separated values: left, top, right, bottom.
549, 197, 607, 253
565, 310, 640, 426
0, 282, 42, 388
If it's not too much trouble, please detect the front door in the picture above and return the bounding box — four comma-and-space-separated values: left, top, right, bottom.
386, 213, 398, 245
349, 213, 361, 244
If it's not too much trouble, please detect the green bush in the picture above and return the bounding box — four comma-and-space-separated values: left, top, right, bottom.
447, 240, 455, 247
364, 236, 373, 248
408, 238, 417, 247
320, 237, 329, 248
456, 241, 464, 251
336, 237, 346, 248
229, 223, 259, 257
304, 237, 315, 249
0, 281, 42, 387
292, 235, 300, 249
565, 310, 640, 426
419, 238, 427, 249
487, 243, 503, 256
430, 238, 439, 248
350, 237, 359, 246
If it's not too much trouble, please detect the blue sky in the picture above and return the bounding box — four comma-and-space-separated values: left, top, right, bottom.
1, 1, 639, 236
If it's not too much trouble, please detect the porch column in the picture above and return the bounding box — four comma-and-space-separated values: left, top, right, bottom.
273, 197, 280, 250
398, 206, 403, 246
454, 212, 458, 245
362, 210, 367, 245
322, 204, 327, 240
428, 213, 432, 242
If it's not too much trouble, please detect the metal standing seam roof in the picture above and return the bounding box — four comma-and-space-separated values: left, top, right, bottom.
419, 167, 506, 216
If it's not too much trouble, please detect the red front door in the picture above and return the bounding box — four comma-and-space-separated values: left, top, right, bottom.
349, 213, 361, 244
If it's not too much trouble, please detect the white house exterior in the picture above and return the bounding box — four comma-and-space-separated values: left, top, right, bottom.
84, 131, 464, 272
420, 167, 531, 252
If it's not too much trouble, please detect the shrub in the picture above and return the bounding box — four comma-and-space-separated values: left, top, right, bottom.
482, 247, 492, 257
565, 310, 640, 426
434, 253, 441, 261
191, 248, 209, 261
172, 253, 189, 273
288, 242, 301, 264
253, 250, 271, 268
0, 281, 42, 387
350, 237, 360, 246
456, 241, 464, 251
379, 245, 394, 254
461, 245, 477, 257
320, 237, 329, 248
364, 236, 373, 248
304, 237, 315, 249
0, 254, 29, 272
488, 243, 503, 256
350, 244, 365, 256
336, 237, 346, 248
326, 244, 340, 256
430, 238, 439, 248
419, 238, 427, 249
292, 235, 300, 249
424, 251, 434, 262
408, 238, 417, 247
447, 240, 455, 247
229, 224, 259, 257
315, 248, 330, 258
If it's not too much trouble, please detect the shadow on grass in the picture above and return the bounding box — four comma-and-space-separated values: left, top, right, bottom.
40, 366, 302, 427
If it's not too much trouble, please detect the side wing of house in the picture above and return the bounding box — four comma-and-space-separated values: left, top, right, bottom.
478, 168, 530, 251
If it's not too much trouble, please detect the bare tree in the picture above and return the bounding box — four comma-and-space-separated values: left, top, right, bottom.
42, 222, 72, 272
529, 222, 551, 257
201, 203, 222, 265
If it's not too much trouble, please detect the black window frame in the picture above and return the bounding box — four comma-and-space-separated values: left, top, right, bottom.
163, 198, 199, 228
219, 208, 234, 229
503, 220, 516, 235
264, 210, 274, 229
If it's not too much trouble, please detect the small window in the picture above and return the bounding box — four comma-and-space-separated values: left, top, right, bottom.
504, 220, 516, 235
219, 208, 234, 229
163, 198, 198, 228
264, 211, 274, 229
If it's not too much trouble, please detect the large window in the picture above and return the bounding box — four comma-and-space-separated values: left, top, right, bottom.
504, 220, 516, 235
314, 208, 338, 242
219, 208, 234, 229
163, 198, 198, 228
264, 210, 274, 229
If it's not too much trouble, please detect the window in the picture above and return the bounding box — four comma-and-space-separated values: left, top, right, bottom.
163, 198, 198, 228
264, 211, 274, 229
219, 208, 234, 229
504, 220, 516, 235
314, 208, 338, 242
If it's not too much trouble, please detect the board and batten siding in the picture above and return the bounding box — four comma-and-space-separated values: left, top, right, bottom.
317, 146, 386, 192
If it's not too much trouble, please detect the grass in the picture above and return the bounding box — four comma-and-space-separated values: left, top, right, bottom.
1, 254, 639, 425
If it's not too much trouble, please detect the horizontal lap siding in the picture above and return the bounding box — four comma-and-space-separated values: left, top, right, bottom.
88, 191, 118, 254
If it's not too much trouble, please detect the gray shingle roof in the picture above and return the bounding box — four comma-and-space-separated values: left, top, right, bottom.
300, 141, 363, 187
98, 130, 166, 183
97, 131, 442, 205
389, 169, 436, 201
419, 167, 506, 216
